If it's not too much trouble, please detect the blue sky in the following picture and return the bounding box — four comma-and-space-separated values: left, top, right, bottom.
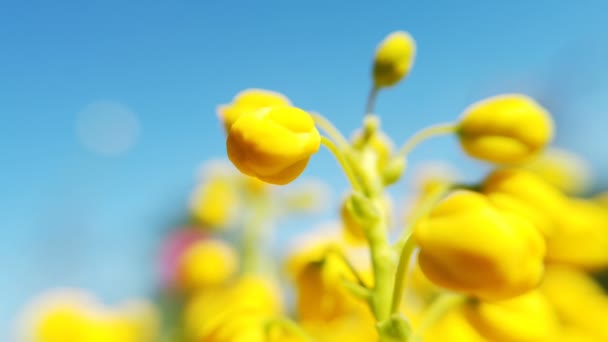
1, 0, 608, 336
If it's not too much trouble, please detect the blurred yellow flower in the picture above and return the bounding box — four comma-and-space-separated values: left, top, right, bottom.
19, 290, 159, 342
372, 31, 416, 88
177, 238, 239, 291
190, 176, 239, 228
422, 305, 486, 342
463, 290, 558, 342
458, 94, 554, 164
546, 199, 608, 269
414, 190, 545, 300
523, 147, 592, 195
483, 168, 567, 238
541, 266, 608, 341
217, 89, 291, 132
227, 105, 321, 185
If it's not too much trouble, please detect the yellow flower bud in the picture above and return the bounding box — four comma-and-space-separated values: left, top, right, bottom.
483, 168, 567, 238
523, 148, 592, 195
340, 193, 392, 245
414, 190, 545, 300
546, 199, 608, 269
372, 31, 416, 88
464, 291, 559, 342
217, 89, 291, 132
227, 105, 321, 185
177, 239, 239, 290
541, 266, 608, 341
458, 94, 554, 164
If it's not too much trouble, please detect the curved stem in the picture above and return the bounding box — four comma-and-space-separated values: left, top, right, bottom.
365, 86, 379, 115
320, 136, 363, 192
397, 123, 457, 158
312, 112, 350, 148
390, 233, 416, 314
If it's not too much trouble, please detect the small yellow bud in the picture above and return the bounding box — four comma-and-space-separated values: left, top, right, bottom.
483, 168, 567, 238
458, 94, 554, 164
546, 199, 608, 269
341, 193, 392, 245
372, 31, 416, 87
414, 190, 545, 300
464, 291, 559, 342
227, 105, 321, 185
217, 89, 291, 132
177, 239, 239, 290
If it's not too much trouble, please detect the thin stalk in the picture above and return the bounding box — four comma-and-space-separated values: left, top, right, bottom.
365, 86, 379, 115
320, 136, 363, 192
312, 112, 350, 148
397, 123, 457, 158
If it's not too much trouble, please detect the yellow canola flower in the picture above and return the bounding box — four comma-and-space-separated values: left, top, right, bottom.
422, 305, 486, 342
190, 176, 239, 228
227, 105, 321, 185
458, 94, 554, 164
546, 199, 608, 269
184, 275, 283, 341
483, 168, 568, 238
217, 88, 291, 132
541, 266, 608, 341
414, 190, 546, 300
19, 289, 159, 342
463, 290, 559, 342
372, 31, 416, 88
177, 238, 239, 291
523, 147, 592, 195
301, 315, 378, 342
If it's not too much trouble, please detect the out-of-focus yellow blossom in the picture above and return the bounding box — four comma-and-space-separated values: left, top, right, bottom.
190, 176, 239, 228
523, 148, 592, 195
340, 193, 392, 245
177, 238, 239, 291
541, 266, 608, 341
184, 275, 282, 341
351, 129, 395, 171
217, 88, 291, 132
372, 31, 416, 88
483, 168, 567, 238
19, 290, 159, 342
546, 199, 608, 269
227, 105, 321, 185
457, 94, 554, 164
463, 290, 558, 342
421, 306, 486, 342
414, 190, 545, 300
301, 315, 378, 342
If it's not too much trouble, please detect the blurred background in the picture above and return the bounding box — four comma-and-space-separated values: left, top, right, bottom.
1, 0, 608, 338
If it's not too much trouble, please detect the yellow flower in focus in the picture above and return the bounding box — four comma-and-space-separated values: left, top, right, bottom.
483, 168, 567, 238
546, 199, 608, 269
414, 190, 545, 300
458, 94, 554, 164
190, 177, 239, 228
422, 306, 486, 342
541, 266, 608, 341
227, 105, 321, 185
372, 31, 416, 88
463, 290, 558, 342
177, 238, 239, 291
523, 148, 592, 195
217, 89, 291, 132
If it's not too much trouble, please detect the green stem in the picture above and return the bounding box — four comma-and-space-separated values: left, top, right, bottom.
365, 86, 379, 115
320, 136, 363, 192
390, 233, 417, 314
397, 123, 457, 158
241, 197, 267, 274
367, 216, 395, 323
325, 247, 367, 287
312, 112, 351, 148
